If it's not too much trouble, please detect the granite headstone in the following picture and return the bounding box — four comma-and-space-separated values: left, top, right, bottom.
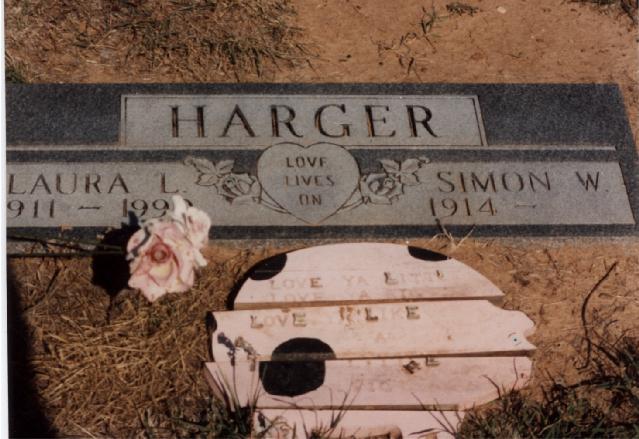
6, 83, 639, 240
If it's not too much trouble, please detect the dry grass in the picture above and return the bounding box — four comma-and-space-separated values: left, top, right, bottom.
445, 2, 480, 16
5, 0, 311, 82
8, 236, 639, 437
573, 0, 638, 24
458, 334, 639, 438
8, 245, 257, 437
457, 260, 639, 438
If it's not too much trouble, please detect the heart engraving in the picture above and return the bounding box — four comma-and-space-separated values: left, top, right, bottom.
257, 143, 360, 224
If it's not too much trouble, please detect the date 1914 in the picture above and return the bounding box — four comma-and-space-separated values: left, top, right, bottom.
429, 197, 497, 217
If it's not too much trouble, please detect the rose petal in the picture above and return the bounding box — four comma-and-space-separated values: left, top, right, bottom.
193, 249, 208, 267
148, 260, 176, 283
175, 250, 196, 287
249, 179, 262, 197
126, 228, 152, 255
153, 221, 187, 244
175, 268, 194, 292
369, 193, 393, 204
171, 195, 189, 224
129, 272, 168, 302
231, 195, 254, 206
126, 197, 210, 303
129, 249, 154, 275
185, 207, 211, 248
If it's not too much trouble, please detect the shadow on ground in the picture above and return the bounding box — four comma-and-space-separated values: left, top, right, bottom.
7, 262, 56, 437
91, 224, 138, 297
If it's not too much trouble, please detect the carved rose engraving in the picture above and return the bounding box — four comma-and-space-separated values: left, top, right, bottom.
360, 173, 404, 205
359, 157, 429, 205
217, 173, 261, 205
185, 150, 430, 222
185, 157, 263, 206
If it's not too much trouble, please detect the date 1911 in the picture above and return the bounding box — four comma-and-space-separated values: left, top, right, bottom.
8, 199, 55, 218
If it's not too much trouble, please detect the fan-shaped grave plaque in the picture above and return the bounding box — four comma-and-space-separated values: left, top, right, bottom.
211, 300, 534, 361
254, 410, 463, 439
205, 243, 536, 438
233, 243, 503, 309
206, 356, 532, 410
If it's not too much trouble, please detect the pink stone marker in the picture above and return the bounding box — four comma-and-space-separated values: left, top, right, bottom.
234, 243, 503, 309
205, 356, 532, 410
205, 243, 537, 436
211, 300, 535, 362
254, 409, 464, 439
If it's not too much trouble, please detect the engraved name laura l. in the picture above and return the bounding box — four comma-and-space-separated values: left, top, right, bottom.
6, 171, 184, 221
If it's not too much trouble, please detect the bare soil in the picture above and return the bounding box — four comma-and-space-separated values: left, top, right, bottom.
6, 0, 639, 436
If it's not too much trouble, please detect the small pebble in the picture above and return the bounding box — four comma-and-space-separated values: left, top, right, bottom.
497, 6, 507, 14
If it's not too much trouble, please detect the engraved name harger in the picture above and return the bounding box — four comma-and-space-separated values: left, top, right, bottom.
121, 95, 486, 147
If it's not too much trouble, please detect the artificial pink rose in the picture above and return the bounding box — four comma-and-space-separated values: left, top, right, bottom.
169, 195, 210, 267
127, 197, 211, 302
127, 221, 196, 302
170, 195, 211, 251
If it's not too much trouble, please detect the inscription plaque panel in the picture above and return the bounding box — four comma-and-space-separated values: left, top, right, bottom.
121, 94, 487, 147
7, 83, 639, 239
6, 159, 634, 228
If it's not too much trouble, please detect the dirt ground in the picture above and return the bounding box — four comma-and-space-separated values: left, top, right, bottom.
6, 0, 639, 437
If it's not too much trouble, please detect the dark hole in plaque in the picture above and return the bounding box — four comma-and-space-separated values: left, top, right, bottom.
227, 252, 288, 309
248, 253, 288, 280
259, 338, 335, 397
408, 246, 448, 262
